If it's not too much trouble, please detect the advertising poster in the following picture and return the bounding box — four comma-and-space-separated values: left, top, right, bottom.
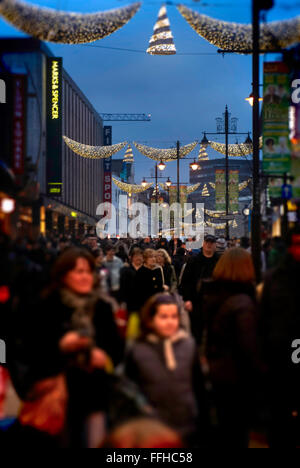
263, 62, 291, 177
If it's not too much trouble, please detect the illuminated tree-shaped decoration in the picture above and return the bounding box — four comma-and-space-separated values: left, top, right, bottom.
0, 1, 141, 44
63, 136, 127, 159
147, 4, 176, 55
198, 145, 209, 161
233, 219, 238, 229
134, 141, 198, 162
123, 145, 134, 163
202, 184, 210, 197
177, 4, 300, 54
209, 182, 216, 190
112, 177, 153, 194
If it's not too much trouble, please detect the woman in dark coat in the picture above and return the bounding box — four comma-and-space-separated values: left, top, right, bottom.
136, 249, 164, 310
11, 248, 124, 447
198, 248, 262, 448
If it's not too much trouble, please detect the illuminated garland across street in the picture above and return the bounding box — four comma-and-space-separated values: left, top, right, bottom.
177, 4, 300, 54
209, 137, 263, 157
112, 177, 153, 194
63, 136, 127, 159
205, 209, 239, 218
206, 220, 234, 229
133, 141, 198, 162
0, 0, 141, 44
209, 181, 250, 192
186, 183, 201, 194
147, 4, 176, 55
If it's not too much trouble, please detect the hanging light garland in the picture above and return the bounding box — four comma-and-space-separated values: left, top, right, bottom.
0, 1, 141, 44
209, 182, 216, 190
205, 209, 239, 218
147, 4, 176, 55
208, 181, 250, 192
112, 177, 153, 194
186, 183, 201, 194
208, 137, 263, 157
133, 141, 198, 162
206, 220, 234, 230
177, 4, 300, 54
123, 145, 135, 163
63, 136, 127, 159
202, 184, 210, 197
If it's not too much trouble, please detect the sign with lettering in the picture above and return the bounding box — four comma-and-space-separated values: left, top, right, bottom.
46, 57, 63, 196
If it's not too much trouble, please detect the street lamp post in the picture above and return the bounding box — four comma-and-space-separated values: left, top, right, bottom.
202, 107, 251, 239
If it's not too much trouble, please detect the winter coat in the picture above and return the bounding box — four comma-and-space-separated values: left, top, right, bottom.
179, 250, 219, 306
135, 266, 164, 310
119, 265, 140, 312
10, 289, 124, 401
162, 264, 177, 291
126, 330, 203, 439
199, 280, 261, 387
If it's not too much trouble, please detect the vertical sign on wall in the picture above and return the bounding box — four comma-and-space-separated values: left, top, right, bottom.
12, 74, 27, 177
46, 57, 63, 196
103, 126, 112, 214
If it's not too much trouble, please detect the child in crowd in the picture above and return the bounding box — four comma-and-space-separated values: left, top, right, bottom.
125, 293, 204, 445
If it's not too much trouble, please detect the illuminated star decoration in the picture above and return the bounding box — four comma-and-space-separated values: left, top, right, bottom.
0, 0, 141, 44
198, 145, 209, 161
63, 136, 127, 159
147, 4, 176, 55
112, 177, 153, 194
123, 145, 135, 163
177, 4, 300, 54
134, 142, 198, 162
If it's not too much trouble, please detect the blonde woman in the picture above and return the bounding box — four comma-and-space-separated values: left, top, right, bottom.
156, 249, 178, 292
135, 249, 164, 310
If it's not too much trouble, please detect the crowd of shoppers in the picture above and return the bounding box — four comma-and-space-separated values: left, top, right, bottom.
0, 228, 300, 448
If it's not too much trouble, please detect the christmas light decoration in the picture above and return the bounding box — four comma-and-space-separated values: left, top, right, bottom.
123, 145, 134, 163
63, 136, 127, 159
205, 209, 239, 218
198, 145, 209, 161
233, 219, 238, 228
177, 4, 300, 54
209, 137, 263, 157
202, 184, 210, 197
147, 4, 176, 55
186, 183, 201, 194
239, 180, 251, 191
112, 177, 153, 194
209, 182, 216, 190
133, 141, 198, 162
206, 220, 234, 230
0, 1, 141, 44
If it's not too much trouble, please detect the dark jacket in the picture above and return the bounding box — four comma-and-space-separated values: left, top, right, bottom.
179, 250, 219, 305
126, 334, 202, 439
136, 266, 164, 310
162, 264, 177, 291
260, 256, 300, 392
119, 264, 140, 312
10, 290, 124, 399
199, 280, 261, 387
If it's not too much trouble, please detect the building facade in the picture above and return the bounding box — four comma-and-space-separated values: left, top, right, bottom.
0, 38, 104, 237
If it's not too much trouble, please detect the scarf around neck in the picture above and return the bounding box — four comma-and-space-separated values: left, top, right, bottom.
146, 329, 189, 371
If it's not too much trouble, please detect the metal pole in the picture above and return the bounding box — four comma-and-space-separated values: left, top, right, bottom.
225, 106, 230, 240
252, 0, 262, 283
282, 173, 289, 241
177, 141, 180, 204
155, 164, 158, 204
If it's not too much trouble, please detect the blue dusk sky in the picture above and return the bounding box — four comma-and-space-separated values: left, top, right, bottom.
0, 0, 300, 183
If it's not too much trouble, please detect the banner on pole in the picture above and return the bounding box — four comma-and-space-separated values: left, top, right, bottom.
263, 62, 291, 175
215, 169, 226, 211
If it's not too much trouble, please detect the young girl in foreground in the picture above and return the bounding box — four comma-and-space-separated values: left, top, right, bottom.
126, 294, 204, 445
